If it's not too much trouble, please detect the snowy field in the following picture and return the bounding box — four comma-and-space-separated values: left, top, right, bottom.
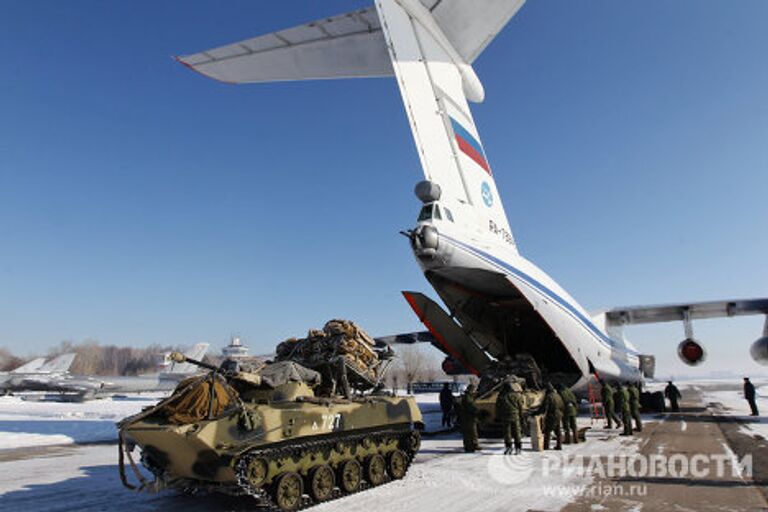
0, 394, 164, 449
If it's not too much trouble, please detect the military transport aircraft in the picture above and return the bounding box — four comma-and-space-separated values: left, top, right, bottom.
176, 0, 768, 392
20, 343, 209, 400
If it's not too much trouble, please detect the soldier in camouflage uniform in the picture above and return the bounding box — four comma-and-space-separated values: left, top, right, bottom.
460, 383, 480, 452
543, 383, 563, 450
629, 383, 643, 432
495, 381, 524, 455
558, 383, 579, 444
618, 382, 633, 436
600, 379, 621, 429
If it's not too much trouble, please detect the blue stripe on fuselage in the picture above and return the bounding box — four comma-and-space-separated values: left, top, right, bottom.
439, 234, 639, 358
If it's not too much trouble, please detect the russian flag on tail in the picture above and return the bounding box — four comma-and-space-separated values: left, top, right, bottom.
450, 116, 491, 175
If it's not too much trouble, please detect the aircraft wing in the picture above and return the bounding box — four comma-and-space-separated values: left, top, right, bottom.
10, 357, 46, 374
605, 298, 768, 326
177, 7, 392, 84
375, 331, 436, 346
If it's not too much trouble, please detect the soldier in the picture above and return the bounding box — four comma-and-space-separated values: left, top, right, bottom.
744, 377, 759, 416
618, 383, 633, 436
543, 383, 563, 450
664, 381, 681, 412
496, 381, 525, 455
460, 383, 480, 452
439, 382, 455, 428
600, 379, 621, 429
558, 383, 579, 444
629, 383, 643, 432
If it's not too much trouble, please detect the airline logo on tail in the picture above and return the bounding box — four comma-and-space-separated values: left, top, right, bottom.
449, 116, 491, 175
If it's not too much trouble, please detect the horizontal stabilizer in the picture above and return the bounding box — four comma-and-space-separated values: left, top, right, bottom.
402, 291, 491, 375
10, 357, 46, 374
177, 8, 391, 84
606, 298, 768, 326
420, 0, 526, 63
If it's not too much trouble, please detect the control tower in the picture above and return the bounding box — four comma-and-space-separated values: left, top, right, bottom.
222, 336, 249, 360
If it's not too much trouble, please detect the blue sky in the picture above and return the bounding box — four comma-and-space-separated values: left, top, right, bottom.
1, 1, 766, 377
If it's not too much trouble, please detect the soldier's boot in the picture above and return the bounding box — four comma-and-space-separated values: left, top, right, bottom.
514, 444, 522, 455
563, 432, 571, 444
554, 431, 563, 450
543, 433, 551, 450
504, 443, 512, 455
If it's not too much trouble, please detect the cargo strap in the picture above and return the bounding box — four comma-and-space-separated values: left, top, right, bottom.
118, 430, 151, 491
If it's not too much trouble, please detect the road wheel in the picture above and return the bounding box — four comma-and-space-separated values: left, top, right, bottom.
403, 430, 421, 453
387, 450, 408, 480
272, 472, 303, 511
308, 464, 335, 502
245, 457, 269, 489
364, 454, 386, 486
338, 459, 362, 493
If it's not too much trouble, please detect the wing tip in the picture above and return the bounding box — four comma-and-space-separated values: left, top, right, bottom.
173, 55, 237, 85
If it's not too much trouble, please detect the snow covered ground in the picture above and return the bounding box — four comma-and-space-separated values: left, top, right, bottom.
698, 381, 768, 439
0, 394, 163, 449
0, 420, 642, 512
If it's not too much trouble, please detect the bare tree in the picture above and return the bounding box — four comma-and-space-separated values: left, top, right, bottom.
0, 347, 24, 372
397, 345, 427, 393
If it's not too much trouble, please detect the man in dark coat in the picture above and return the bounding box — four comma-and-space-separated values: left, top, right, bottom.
543, 383, 563, 450
439, 382, 455, 427
601, 380, 621, 429
558, 383, 579, 444
460, 383, 480, 452
744, 377, 760, 416
618, 383, 633, 436
496, 381, 525, 455
664, 381, 681, 412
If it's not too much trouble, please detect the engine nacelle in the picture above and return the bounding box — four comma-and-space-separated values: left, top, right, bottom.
677, 338, 706, 366
750, 336, 768, 366
441, 356, 470, 375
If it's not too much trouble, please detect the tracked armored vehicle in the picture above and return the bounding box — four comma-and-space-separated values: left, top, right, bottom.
118, 322, 423, 511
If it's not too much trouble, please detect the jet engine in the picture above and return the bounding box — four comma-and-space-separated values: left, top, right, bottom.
750, 337, 768, 366
441, 356, 469, 375
677, 338, 706, 366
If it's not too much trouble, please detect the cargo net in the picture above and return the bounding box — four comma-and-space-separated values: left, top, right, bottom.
274, 319, 394, 397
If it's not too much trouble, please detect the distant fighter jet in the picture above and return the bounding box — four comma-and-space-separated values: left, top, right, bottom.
0, 353, 77, 394
177, 0, 768, 392
19, 343, 209, 400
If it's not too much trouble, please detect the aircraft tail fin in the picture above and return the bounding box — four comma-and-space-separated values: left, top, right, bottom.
376, 0, 517, 251
165, 343, 210, 374
38, 353, 77, 374
177, 0, 526, 251
10, 357, 47, 374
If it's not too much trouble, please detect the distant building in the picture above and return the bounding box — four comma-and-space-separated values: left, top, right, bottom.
222, 336, 249, 360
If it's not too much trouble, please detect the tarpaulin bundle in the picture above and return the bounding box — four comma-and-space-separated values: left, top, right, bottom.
159, 373, 239, 424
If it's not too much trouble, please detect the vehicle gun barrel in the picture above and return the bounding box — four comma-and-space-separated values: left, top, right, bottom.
168, 351, 218, 372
